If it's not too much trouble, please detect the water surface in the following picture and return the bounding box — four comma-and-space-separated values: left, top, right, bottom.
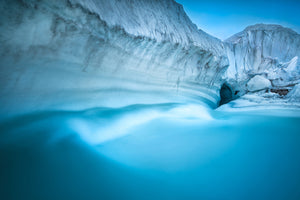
0, 103, 299, 200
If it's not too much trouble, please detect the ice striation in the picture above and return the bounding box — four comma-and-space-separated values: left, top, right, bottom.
287, 84, 300, 102
0, 1, 299, 121
0, 0, 228, 120
70, 0, 225, 55
222, 24, 300, 106
1, 3, 300, 198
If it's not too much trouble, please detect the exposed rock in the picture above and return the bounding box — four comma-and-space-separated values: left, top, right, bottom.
270, 89, 290, 96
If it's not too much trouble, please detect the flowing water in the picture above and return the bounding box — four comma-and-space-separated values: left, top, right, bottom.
0, 103, 300, 200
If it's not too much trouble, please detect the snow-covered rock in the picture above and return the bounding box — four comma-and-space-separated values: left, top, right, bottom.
246, 75, 271, 92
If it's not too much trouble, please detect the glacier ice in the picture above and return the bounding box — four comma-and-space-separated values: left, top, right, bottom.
1, 1, 300, 200
225, 24, 300, 84
0, 0, 228, 120
246, 75, 271, 92
1, 1, 299, 120
287, 84, 300, 102
70, 0, 225, 53
222, 24, 300, 107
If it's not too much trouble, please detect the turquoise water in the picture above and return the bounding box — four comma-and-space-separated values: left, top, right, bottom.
0, 103, 300, 199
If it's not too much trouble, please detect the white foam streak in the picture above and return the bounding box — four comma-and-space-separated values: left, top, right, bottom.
70, 104, 214, 144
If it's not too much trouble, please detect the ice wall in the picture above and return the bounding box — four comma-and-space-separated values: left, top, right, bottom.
224, 24, 300, 97
0, 0, 228, 119
71, 0, 225, 54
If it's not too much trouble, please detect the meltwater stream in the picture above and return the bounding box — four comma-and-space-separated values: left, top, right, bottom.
0, 103, 299, 200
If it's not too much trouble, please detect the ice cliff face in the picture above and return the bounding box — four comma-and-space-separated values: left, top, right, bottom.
0, 0, 228, 119
71, 0, 224, 54
224, 24, 300, 100
1, 1, 299, 119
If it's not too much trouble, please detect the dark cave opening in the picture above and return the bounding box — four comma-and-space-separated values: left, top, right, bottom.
219, 83, 233, 106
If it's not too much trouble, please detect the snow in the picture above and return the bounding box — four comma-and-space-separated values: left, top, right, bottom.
246, 75, 271, 92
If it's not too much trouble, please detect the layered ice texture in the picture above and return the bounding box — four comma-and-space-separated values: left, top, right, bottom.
0, 1, 299, 119
0, 0, 228, 120
224, 24, 300, 96
1, 2, 300, 200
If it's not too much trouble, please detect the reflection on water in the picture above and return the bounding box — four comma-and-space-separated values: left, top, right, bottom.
0, 103, 300, 200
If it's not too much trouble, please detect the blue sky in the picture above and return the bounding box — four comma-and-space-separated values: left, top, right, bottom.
176, 0, 300, 40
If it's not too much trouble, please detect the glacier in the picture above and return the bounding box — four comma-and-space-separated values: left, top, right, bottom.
0, 0, 300, 200
1, 1, 299, 118
0, 0, 228, 121
222, 24, 300, 108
